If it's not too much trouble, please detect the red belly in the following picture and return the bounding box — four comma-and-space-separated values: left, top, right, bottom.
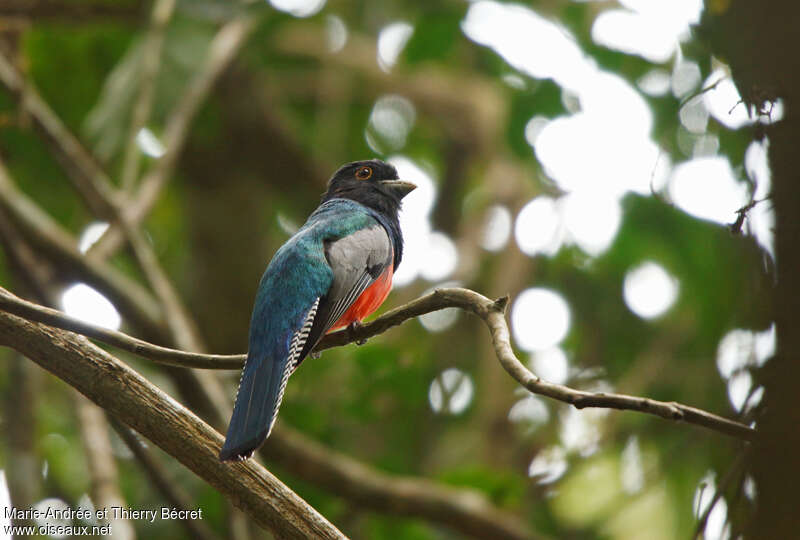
328, 265, 393, 332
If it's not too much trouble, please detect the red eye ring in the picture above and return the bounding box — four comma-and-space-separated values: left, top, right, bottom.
356, 166, 373, 180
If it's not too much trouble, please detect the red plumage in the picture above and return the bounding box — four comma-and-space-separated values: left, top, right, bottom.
328, 264, 394, 332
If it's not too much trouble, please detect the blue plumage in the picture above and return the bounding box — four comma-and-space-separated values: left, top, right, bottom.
220, 201, 381, 460
220, 160, 415, 461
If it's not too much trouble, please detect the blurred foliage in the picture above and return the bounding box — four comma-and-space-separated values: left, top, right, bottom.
0, 1, 769, 539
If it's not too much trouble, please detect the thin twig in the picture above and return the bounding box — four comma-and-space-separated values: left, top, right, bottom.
679, 76, 727, 109
729, 197, 769, 235
88, 15, 258, 260
0, 159, 166, 337
0, 285, 758, 442
119, 0, 177, 193
693, 450, 749, 539
0, 50, 122, 217
0, 290, 240, 368
0, 53, 206, 351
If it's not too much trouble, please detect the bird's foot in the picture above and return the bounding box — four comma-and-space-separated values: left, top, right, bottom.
310, 351, 321, 359
347, 321, 368, 345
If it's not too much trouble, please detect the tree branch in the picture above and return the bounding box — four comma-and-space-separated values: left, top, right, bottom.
264, 424, 542, 540
119, 0, 176, 193
0, 52, 206, 352
0, 286, 543, 540
0, 0, 143, 23
0, 49, 122, 218
0, 303, 345, 540
74, 394, 136, 539
111, 421, 221, 540
0, 159, 167, 338
0, 289, 241, 368
0, 285, 757, 442
88, 14, 258, 260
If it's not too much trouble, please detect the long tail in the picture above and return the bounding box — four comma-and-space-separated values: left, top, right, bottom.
218, 349, 288, 461
219, 299, 319, 461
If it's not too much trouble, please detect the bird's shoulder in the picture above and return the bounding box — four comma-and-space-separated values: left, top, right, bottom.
302, 199, 379, 239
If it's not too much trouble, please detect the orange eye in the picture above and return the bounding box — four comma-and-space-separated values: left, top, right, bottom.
355, 166, 373, 180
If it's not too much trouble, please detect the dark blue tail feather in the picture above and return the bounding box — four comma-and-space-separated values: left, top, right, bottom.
219, 350, 287, 461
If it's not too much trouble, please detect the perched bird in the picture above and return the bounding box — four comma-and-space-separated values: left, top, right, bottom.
219, 160, 416, 461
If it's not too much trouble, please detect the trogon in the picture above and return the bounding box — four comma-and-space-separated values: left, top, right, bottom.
219, 160, 416, 461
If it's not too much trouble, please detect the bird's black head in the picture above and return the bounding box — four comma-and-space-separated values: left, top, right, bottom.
322, 160, 416, 218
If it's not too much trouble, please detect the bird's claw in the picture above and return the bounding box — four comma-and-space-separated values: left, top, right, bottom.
310, 351, 321, 359
347, 321, 368, 346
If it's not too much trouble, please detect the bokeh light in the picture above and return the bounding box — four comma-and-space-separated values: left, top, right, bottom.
389, 156, 437, 287
61, 283, 121, 330
524, 115, 550, 147
269, 0, 325, 18
325, 15, 347, 52
481, 204, 512, 252
78, 222, 109, 254
679, 96, 709, 134
562, 191, 622, 256
743, 476, 757, 501
715, 325, 772, 412
744, 140, 775, 255
135, 127, 165, 158
419, 307, 458, 333
419, 232, 458, 282
33, 498, 72, 537
377, 22, 413, 71
528, 445, 568, 484
365, 95, 416, 153
703, 69, 754, 130
512, 288, 570, 352
591, 0, 703, 64
428, 368, 473, 415
514, 196, 562, 257
508, 395, 550, 433
623, 261, 679, 320
637, 68, 671, 96
671, 60, 701, 98
694, 472, 730, 540
419, 283, 460, 332
669, 157, 749, 225
621, 436, 645, 494
560, 406, 607, 457
530, 347, 569, 385
726, 370, 752, 412
716, 325, 774, 379
509, 395, 549, 427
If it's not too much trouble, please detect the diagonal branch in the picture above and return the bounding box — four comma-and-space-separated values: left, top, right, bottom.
88, 14, 258, 260
0, 53, 205, 352
0, 285, 757, 442
74, 394, 136, 539
264, 424, 542, 540
0, 304, 345, 540
0, 159, 166, 338
119, 0, 176, 193
0, 50, 121, 217
111, 420, 221, 540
